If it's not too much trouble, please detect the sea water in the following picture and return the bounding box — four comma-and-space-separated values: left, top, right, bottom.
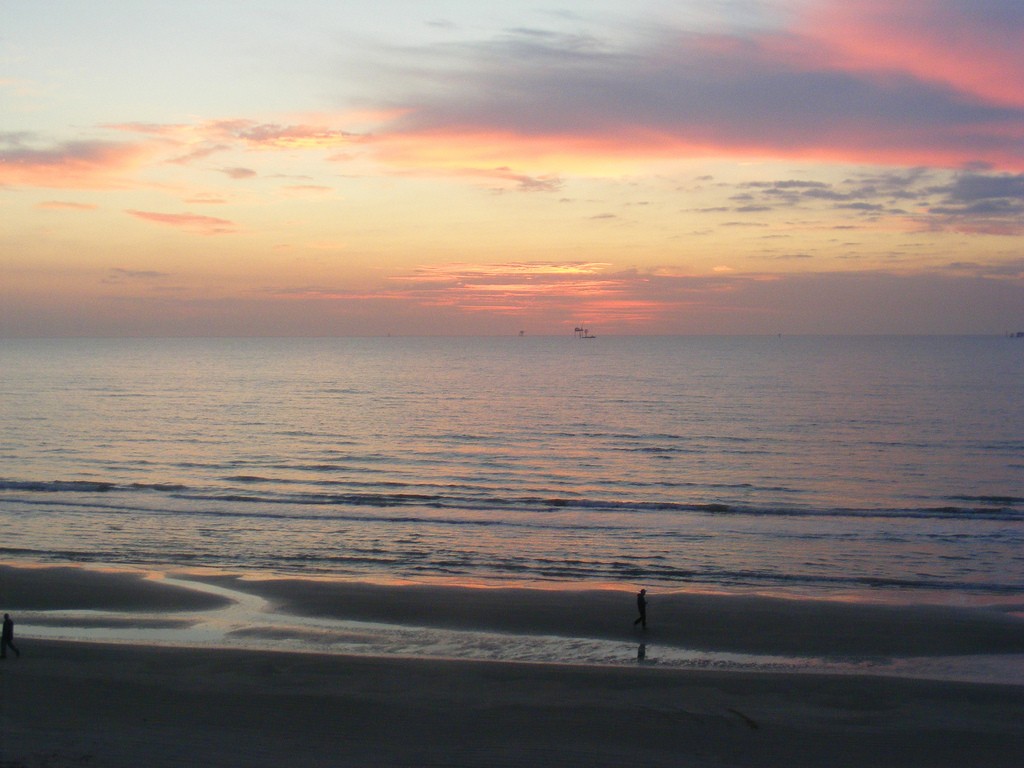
1, 335, 1021, 606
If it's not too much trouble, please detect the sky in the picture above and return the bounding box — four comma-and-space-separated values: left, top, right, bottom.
2, 0, 1023, 336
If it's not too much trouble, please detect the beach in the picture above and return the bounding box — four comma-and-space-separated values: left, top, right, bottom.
2, 565, 1023, 767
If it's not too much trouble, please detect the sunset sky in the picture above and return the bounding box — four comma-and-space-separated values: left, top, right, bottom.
3, 0, 1023, 336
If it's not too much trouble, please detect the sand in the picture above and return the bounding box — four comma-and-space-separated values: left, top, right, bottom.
1, 564, 1023, 767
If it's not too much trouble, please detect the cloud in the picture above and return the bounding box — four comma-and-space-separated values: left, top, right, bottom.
393, 262, 702, 324
206, 120, 360, 149
109, 119, 364, 168
103, 268, 171, 283
12, 261, 1020, 337
36, 200, 98, 211
112, 120, 360, 148
393, 260, 610, 283
125, 209, 237, 235
942, 172, 1024, 202
944, 258, 1024, 279
285, 261, 628, 319
402, 164, 564, 191
359, 3, 1024, 172
0, 136, 152, 188
925, 172, 1024, 234
267, 260, 1023, 334
800, 0, 1024, 109
220, 166, 258, 179
694, 168, 1024, 234
184, 193, 229, 204
281, 184, 334, 194
502, 171, 562, 192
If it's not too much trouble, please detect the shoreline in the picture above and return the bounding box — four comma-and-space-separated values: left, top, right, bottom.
3, 563, 1023, 684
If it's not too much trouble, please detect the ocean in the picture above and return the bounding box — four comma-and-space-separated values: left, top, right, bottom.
1, 335, 1022, 607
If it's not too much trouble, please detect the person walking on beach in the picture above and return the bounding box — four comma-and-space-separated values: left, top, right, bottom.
2, 613, 20, 658
633, 589, 647, 629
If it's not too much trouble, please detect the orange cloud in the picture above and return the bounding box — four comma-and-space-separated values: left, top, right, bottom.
270, 262, 632, 320
268, 263, 742, 330
371, 129, 713, 178
107, 118, 366, 169
36, 200, 99, 211
375, 123, 1024, 180
380, 261, 642, 319
204, 120, 359, 150
125, 209, 237, 235
398, 262, 612, 281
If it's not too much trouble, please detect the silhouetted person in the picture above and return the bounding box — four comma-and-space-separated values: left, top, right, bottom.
637, 642, 646, 663
2, 613, 20, 658
633, 588, 647, 629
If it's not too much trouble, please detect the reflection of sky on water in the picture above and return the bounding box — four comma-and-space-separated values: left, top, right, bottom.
3, 337, 1021, 603
16, 576, 1022, 686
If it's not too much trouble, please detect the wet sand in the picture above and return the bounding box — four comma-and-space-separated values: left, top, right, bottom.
1, 564, 1022, 767
192, 573, 1024, 657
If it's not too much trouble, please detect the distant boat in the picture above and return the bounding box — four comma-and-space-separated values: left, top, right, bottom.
574, 326, 596, 339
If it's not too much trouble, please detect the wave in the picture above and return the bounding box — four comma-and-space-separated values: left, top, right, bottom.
0, 479, 187, 494
1, 544, 1019, 596
0, 479, 118, 493
948, 494, 1024, 505
2, 477, 1022, 522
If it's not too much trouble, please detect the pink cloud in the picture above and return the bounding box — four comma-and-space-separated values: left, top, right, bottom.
0, 139, 152, 188
260, 261, 1022, 335
801, 0, 1024, 108
362, 3, 1024, 172
125, 209, 237, 235
272, 261, 630, 320
219, 166, 258, 179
